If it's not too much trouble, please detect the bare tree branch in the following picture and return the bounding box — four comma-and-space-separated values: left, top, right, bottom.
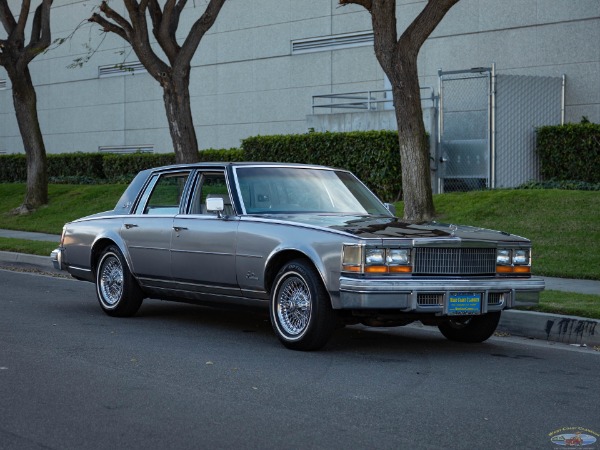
15, 0, 31, 42
100, 0, 134, 37
177, 0, 226, 70
89, 13, 129, 42
152, 0, 180, 64
370, 0, 397, 70
399, 0, 459, 53
0, 0, 17, 34
339, 0, 372, 11
147, 0, 162, 35
25, 0, 52, 62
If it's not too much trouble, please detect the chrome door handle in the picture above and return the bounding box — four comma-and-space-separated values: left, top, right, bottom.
124, 223, 138, 229
173, 226, 188, 232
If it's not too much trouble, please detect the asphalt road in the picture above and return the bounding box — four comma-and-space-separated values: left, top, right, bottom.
1, 270, 599, 450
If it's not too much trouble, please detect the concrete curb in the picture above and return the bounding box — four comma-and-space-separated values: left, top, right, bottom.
1, 251, 598, 347
0, 251, 58, 272
499, 310, 599, 347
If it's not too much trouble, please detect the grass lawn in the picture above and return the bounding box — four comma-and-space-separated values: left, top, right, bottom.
529, 290, 600, 319
0, 237, 58, 256
0, 184, 125, 234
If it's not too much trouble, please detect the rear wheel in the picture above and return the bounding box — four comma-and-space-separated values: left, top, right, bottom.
438, 312, 501, 343
96, 245, 143, 317
270, 259, 337, 351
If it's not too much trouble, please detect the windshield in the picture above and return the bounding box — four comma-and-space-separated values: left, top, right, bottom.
234, 166, 391, 216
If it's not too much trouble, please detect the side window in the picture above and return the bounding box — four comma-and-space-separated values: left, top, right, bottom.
189, 172, 233, 215
138, 172, 190, 215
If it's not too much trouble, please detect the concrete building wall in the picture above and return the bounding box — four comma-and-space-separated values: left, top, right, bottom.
0, 0, 598, 154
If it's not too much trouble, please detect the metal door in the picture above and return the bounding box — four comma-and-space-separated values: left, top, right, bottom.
438, 67, 492, 192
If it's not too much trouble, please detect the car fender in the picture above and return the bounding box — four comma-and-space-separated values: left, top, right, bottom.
90, 225, 133, 275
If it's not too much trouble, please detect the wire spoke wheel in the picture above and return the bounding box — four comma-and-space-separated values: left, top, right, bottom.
270, 259, 337, 351
95, 245, 143, 317
276, 275, 312, 336
99, 255, 124, 306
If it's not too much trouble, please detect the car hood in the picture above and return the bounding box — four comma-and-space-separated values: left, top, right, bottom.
260, 214, 529, 243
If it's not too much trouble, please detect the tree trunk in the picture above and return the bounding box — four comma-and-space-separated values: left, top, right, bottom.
9, 66, 48, 212
390, 58, 435, 223
162, 73, 200, 164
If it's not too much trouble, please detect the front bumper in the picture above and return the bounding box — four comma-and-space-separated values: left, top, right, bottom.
50, 247, 64, 271
339, 276, 545, 314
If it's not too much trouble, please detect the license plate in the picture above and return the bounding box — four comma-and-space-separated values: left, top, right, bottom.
448, 293, 481, 315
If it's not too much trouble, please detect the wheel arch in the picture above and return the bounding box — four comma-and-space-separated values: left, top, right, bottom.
90, 235, 132, 276
264, 249, 332, 305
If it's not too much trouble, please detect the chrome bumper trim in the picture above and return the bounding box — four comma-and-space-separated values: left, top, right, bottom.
338, 276, 545, 311
50, 248, 63, 271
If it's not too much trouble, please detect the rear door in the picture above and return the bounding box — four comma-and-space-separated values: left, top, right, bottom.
121, 171, 191, 288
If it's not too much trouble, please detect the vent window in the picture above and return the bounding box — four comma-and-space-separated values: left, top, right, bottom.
98, 62, 147, 78
292, 31, 373, 55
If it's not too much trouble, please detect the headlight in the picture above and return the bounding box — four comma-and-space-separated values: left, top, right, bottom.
342, 245, 412, 274
496, 248, 531, 274
365, 248, 385, 265
513, 249, 529, 265
496, 249, 511, 265
387, 249, 410, 265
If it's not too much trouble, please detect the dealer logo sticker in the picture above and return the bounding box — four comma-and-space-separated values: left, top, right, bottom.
549, 427, 598, 447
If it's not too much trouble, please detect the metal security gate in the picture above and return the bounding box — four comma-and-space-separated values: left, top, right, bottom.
437, 67, 493, 192
436, 66, 564, 193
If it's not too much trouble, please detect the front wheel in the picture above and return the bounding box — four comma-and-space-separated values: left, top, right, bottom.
270, 259, 337, 351
96, 245, 143, 317
438, 312, 501, 343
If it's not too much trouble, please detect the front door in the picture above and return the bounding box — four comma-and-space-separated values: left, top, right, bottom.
170, 171, 241, 299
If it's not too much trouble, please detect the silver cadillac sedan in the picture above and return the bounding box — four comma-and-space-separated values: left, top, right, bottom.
51, 163, 544, 350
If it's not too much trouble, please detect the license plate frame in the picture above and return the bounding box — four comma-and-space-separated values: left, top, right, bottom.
448, 292, 482, 316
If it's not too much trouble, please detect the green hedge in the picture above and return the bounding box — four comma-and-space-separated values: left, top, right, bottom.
0, 148, 244, 184
0, 154, 26, 182
4, 124, 598, 195
102, 153, 177, 181
242, 131, 402, 201
537, 122, 600, 183
0, 132, 403, 199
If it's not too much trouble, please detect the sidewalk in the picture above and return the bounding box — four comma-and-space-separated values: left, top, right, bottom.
0, 229, 599, 347
0, 229, 61, 242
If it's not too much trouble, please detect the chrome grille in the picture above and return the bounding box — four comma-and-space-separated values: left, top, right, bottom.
414, 247, 496, 275
417, 294, 443, 306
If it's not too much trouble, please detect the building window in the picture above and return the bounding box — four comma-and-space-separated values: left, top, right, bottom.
291, 31, 373, 55
98, 62, 147, 78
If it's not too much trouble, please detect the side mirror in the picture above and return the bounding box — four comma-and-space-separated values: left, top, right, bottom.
206, 197, 225, 217
384, 203, 396, 216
